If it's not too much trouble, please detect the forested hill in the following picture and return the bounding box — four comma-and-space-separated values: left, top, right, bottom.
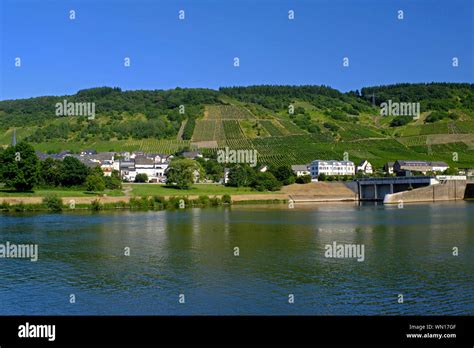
0, 83, 473, 168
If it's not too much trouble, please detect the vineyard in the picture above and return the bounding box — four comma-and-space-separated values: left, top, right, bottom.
259, 120, 285, 136
337, 123, 384, 140
223, 120, 245, 139
276, 119, 306, 135
206, 105, 255, 120
123, 139, 191, 153
192, 120, 217, 141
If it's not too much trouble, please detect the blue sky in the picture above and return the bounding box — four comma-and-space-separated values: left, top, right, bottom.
0, 0, 472, 100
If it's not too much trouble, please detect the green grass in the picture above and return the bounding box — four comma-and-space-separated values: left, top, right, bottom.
0, 186, 124, 197
127, 183, 280, 196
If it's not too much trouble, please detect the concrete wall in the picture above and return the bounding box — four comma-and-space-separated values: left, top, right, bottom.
383, 180, 467, 204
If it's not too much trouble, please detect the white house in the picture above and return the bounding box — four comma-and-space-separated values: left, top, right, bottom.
291, 164, 310, 177
309, 160, 355, 178
356, 160, 373, 175
135, 157, 169, 183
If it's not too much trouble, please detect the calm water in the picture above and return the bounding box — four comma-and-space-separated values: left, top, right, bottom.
0, 202, 473, 315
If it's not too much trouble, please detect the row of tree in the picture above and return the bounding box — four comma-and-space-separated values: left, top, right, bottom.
0, 142, 121, 192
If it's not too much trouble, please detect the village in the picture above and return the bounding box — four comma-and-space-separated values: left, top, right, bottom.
34, 147, 472, 184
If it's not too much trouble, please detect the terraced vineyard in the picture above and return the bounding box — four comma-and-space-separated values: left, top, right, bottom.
124, 139, 191, 153
259, 120, 285, 136
277, 119, 306, 134
223, 120, 245, 139
207, 105, 255, 120
337, 123, 384, 140
192, 120, 217, 141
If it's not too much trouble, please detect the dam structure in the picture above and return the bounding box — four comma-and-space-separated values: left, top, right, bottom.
356, 176, 474, 203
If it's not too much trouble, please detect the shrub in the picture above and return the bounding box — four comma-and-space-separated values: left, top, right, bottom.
0, 201, 10, 211
91, 199, 103, 211
85, 174, 106, 192
135, 173, 148, 183
43, 194, 63, 212
197, 195, 211, 206
209, 197, 221, 206
295, 175, 312, 184
221, 194, 232, 204
317, 173, 327, 181
14, 202, 26, 212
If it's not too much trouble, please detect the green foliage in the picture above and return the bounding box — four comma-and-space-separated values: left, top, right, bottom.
196, 158, 224, 182
105, 170, 122, 189
91, 199, 103, 211
361, 83, 474, 112
443, 167, 459, 175
40, 158, 62, 186
295, 174, 312, 184
390, 116, 413, 127
227, 164, 256, 187
0, 141, 39, 191
270, 165, 295, 185
425, 111, 459, 123
166, 158, 200, 189
251, 172, 282, 191
134, 173, 149, 183
43, 194, 63, 212
221, 194, 232, 204
60, 156, 89, 186
85, 173, 106, 192
318, 173, 327, 181
182, 117, 196, 140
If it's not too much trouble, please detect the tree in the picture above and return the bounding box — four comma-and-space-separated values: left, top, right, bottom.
0, 141, 39, 191
85, 173, 105, 192
105, 170, 122, 189
295, 174, 312, 184
40, 157, 63, 186
251, 172, 282, 191
166, 158, 201, 189
135, 173, 149, 183
443, 167, 458, 175
197, 158, 224, 182
270, 165, 295, 185
60, 156, 89, 187
226, 164, 256, 187
317, 173, 327, 181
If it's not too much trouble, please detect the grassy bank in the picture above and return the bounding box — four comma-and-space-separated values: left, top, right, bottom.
127, 183, 281, 197
0, 193, 291, 213
0, 187, 124, 197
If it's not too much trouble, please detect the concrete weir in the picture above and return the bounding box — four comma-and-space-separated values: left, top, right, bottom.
357, 176, 437, 201
358, 176, 474, 203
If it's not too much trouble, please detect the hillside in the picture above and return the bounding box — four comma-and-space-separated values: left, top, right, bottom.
1, 83, 473, 169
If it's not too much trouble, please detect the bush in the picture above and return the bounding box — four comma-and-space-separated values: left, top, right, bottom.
197, 195, 211, 206
295, 175, 312, 184
209, 197, 221, 206
0, 201, 10, 211
251, 172, 282, 191
135, 173, 148, 183
105, 170, 122, 189
91, 199, 103, 211
43, 194, 63, 212
221, 194, 232, 204
85, 174, 106, 192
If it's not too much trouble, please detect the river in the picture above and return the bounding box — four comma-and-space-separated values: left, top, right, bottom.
0, 202, 473, 315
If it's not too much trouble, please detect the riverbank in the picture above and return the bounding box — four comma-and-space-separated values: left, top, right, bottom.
0, 182, 360, 211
